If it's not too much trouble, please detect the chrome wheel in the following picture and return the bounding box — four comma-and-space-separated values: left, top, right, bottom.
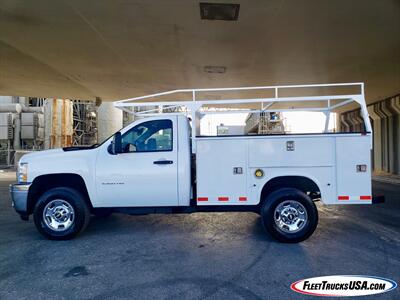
43, 199, 75, 231
274, 200, 308, 233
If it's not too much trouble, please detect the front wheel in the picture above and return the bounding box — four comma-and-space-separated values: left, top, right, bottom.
33, 187, 90, 240
261, 188, 318, 243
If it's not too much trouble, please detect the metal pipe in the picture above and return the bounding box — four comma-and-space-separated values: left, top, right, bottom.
13, 113, 21, 150
21, 105, 44, 113
0, 104, 22, 113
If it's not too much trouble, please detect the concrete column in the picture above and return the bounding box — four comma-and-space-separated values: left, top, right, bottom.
354, 111, 364, 132
44, 99, 51, 149
375, 103, 389, 173
347, 111, 357, 132
381, 100, 394, 173
368, 105, 383, 173
123, 111, 135, 127
388, 96, 400, 175
335, 113, 341, 132
340, 114, 350, 132
43, 99, 73, 149
97, 101, 123, 143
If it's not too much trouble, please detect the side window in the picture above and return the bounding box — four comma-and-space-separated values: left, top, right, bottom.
121, 119, 173, 152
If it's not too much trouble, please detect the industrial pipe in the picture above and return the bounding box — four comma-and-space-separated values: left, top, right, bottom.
20, 104, 44, 113
0, 103, 22, 113
13, 114, 21, 150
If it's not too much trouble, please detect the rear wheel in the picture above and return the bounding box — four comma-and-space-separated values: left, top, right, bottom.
33, 187, 90, 240
261, 188, 318, 243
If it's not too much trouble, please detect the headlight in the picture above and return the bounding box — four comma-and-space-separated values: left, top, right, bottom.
18, 162, 28, 183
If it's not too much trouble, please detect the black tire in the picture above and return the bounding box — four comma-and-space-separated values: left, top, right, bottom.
260, 188, 318, 243
33, 187, 90, 240
92, 208, 112, 218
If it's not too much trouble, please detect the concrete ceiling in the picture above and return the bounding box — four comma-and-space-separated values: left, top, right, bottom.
0, 0, 399, 105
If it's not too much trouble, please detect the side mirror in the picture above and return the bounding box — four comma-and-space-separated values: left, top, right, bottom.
110, 132, 122, 154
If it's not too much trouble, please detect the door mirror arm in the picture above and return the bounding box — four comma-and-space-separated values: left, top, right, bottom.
109, 132, 122, 155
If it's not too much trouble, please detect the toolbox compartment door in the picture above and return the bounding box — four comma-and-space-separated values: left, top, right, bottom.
335, 135, 372, 204
196, 138, 248, 205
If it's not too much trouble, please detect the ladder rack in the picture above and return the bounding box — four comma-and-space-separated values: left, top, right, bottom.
114, 82, 371, 152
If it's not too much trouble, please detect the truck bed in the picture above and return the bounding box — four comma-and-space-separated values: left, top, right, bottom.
195, 132, 372, 206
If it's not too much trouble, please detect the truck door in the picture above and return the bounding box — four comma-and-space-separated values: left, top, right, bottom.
95, 116, 178, 207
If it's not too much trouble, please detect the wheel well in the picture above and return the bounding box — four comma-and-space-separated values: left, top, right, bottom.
27, 174, 92, 214
260, 176, 321, 203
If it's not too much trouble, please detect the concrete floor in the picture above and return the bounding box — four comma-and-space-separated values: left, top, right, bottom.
0, 176, 399, 300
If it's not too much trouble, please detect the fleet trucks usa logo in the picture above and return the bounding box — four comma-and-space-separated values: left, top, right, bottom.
291, 275, 397, 297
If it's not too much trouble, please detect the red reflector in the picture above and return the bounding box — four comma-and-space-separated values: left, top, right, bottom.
239, 197, 247, 201
197, 197, 208, 201
338, 196, 349, 200
360, 196, 372, 200
218, 197, 229, 201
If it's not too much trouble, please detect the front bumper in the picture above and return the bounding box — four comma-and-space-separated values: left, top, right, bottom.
9, 183, 31, 218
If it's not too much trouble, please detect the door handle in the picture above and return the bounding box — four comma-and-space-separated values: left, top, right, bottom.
153, 160, 173, 165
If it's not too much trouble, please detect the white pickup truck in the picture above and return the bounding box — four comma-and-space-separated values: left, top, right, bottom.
10, 83, 383, 242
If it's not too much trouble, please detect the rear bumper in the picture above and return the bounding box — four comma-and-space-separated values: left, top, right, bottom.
372, 195, 385, 204
9, 183, 30, 217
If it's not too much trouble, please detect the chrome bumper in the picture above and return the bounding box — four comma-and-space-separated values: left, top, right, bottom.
9, 183, 30, 214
